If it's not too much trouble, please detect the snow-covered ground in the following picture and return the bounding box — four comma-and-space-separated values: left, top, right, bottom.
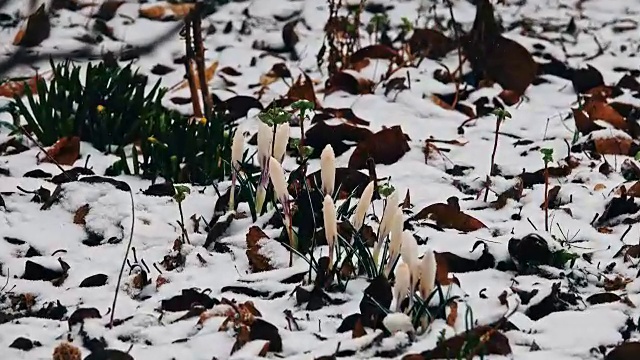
1, 0, 640, 359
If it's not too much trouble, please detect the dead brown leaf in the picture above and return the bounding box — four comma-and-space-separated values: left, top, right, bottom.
419, 325, 511, 358
325, 71, 374, 96
604, 275, 632, 291
348, 125, 410, 170
139, 3, 194, 21
73, 204, 90, 225
305, 120, 373, 158
408, 28, 454, 59
352, 318, 367, 338
246, 226, 274, 273
349, 45, 398, 66
412, 197, 486, 232
286, 72, 318, 108
40, 136, 80, 166
0, 75, 40, 98
14, 4, 50, 47
594, 137, 634, 155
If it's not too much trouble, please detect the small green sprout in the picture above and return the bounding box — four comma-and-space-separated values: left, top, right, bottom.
400, 17, 413, 32
541, 148, 554, 164
491, 108, 512, 122
291, 100, 314, 121
378, 182, 395, 197
173, 185, 191, 244
258, 107, 290, 126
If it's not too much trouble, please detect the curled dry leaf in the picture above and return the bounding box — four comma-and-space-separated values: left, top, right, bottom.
39, 136, 80, 166
408, 28, 454, 59
321, 107, 369, 126
305, 120, 373, 158
139, 3, 195, 21
463, 0, 536, 96
14, 4, 50, 47
246, 226, 274, 273
412, 197, 486, 232
286, 72, 318, 108
349, 45, 398, 66
348, 125, 410, 170
446, 301, 458, 327
325, 71, 374, 96
416, 325, 511, 358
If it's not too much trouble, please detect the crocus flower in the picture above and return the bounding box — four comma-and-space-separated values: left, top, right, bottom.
351, 181, 374, 231
419, 249, 437, 300
269, 157, 289, 203
269, 157, 296, 265
384, 208, 404, 277
273, 123, 290, 163
394, 263, 411, 312
373, 191, 399, 262
320, 145, 335, 196
257, 122, 273, 168
323, 195, 338, 266
401, 230, 418, 304
229, 129, 244, 209
255, 122, 274, 213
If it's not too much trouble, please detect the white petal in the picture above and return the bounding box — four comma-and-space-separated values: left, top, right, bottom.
401, 230, 418, 277
322, 195, 338, 248
378, 191, 399, 241
273, 123, 290, 162
419, 249, 437, 300
389, 208, 404, 260
351, 181, 374, 231
231, 128, 244, 169
320, 145, 336, 196
269, 157, 289, 202
394, 263, 411, 312
257, 122, 274, 168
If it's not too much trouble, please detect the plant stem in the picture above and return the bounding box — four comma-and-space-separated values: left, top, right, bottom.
192, 5, 213, 122
544, 164, 549, 232
483, 118, 502, 202
178, 202, 190, 244
183, 17, 202, 118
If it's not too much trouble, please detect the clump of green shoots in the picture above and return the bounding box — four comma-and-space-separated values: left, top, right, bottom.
366, 13, 390, 44
173, 185, 191, 244
291, 100, 314, 167
541, 148, 554, 232
483, 108, 511, 202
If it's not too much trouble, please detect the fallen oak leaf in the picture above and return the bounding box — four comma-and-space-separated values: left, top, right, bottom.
348, 125, 410, 170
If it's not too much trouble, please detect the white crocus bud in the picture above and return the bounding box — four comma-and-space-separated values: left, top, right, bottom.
269, 157, 289, 203
320, 145, 336, 196
322, 195, 338, 266
378, 191, 399, 241
273, 123, 290, 163
401, 230, 419, 299
231, 129, 244, 171
419, 249, 437, 300
373, 191, 399, 262
394, 263, 411, 312
257, 122, 273, 168
351, 181, 374, 231
384, 208, 404, 277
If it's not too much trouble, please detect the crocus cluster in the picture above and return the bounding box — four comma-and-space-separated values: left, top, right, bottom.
393, 239, 437, 315
256, 122, 290, 213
